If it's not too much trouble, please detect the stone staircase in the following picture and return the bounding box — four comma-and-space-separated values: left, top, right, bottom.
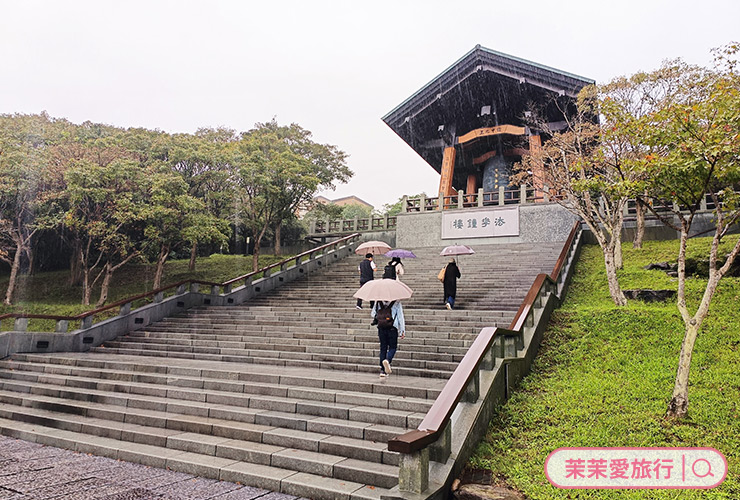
0, 241, 563, 500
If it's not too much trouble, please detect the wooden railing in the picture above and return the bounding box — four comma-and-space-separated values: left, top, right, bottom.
0, 233, 361, 333
387, 221, 581, 494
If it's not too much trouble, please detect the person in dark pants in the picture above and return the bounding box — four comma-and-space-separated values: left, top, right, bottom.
443, 258, 461, 309
371, 300, 406, 377
356, 253, 376, 309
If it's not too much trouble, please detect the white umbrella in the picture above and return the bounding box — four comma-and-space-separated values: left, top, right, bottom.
353, 279, 414, 301
440, 244, 475, 256
355, 240, 392, 256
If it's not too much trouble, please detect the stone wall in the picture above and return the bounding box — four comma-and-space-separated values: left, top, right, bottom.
396, 203, 578, 248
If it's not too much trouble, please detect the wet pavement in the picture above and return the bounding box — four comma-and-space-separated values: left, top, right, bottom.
0, 436, 309, 500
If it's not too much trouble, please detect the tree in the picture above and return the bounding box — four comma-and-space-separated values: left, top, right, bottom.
636, 45, 740, 419
63, 150, 148, 306
156, 130, 234, 270
0, 113, 58, 305
381, 193, 428, 216
517, 86, 647, 306
340, 204, 372, 220
235, 120, 350, 269
141, 163, 228, 289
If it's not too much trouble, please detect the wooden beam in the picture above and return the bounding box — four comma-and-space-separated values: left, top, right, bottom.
457, 124, 526, 145
438, 146, 456, 197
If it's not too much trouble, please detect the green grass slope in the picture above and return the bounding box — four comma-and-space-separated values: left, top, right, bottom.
470, 239, 740, 499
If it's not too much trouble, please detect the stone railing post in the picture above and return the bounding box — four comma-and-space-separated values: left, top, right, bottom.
155, 291, 165, 303
477, 188, 484, 207
55, 320, 69, 333
176, 284, 186, 295
430, 422, 452, 463
384, 214, 389, 229
462, 370, 480, 402
402, 195, 408, 212
80, 316, 93, 330
14, 317, 29, 332
309, 220, 316, 234
190, 283, 200, 293
457, 189, 464, 209
700, 195, 708, 212
419, 193, 426, 212
498, 186, 505, 206
353, 217, 358, 231
398, 448, 429, 494
520, 185, 527, 204
119, 302, 132, 316
210, 285, 219, 296
438, 193, 444, 211
543, 183, 550, 202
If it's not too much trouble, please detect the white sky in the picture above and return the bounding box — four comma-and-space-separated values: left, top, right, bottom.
2, 0, 738, 209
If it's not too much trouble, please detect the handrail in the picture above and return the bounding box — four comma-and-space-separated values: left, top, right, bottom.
0, 233, 361, 327
387, 221, 581, 456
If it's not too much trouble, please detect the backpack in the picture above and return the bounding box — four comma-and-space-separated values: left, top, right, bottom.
376, 301, 396, 329
383, 263, 396, 279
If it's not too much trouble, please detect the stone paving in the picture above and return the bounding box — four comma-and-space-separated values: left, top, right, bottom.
0, 436, 309, 500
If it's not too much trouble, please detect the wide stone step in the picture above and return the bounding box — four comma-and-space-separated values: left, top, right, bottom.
7, 353, 446, 400
93, 344, 457, 379
0, 416, 394, 499
0, 364, 431, 429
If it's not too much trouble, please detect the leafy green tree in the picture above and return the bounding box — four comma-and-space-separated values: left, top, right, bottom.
302, 202, 343, 221
340, 204, 372, 220
141, 163, 228, 289
381, 193, 428, 216
156, 130, 234, 270
234, 120, 350, 269
636, 45, 740, 419
0, 113, 60, 304
518, 85, 649, 306
63, 148, 148, 306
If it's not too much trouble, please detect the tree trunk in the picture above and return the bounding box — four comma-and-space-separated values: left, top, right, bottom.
633, 198, 646, 249
82, 266, 91, 306
252, 226, 268, 272
3, 242, 22, 306
24, 243, 34, 276
96, 262, 113, 307
189, 241, 197, 271
153, 243, 169, 289
274, 222, 282, 256
666, 321, 700, 419
603, 245, 627, 306
614, 233, 623, 269
69, 238, 83, 286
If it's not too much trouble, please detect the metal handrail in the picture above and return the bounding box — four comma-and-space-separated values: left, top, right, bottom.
387, 221, 580, 455
0, 233, 361, 328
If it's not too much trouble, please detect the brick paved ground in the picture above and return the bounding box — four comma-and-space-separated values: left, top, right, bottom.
0, 436, 309, 500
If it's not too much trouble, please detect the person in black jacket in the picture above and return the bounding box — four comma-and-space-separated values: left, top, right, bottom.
356, 253, 376, 309
443, 258, 461, 310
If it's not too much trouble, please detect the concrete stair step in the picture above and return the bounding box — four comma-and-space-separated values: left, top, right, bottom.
0, 416, 392, 499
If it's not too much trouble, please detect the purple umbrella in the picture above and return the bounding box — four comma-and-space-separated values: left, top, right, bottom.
440, 245, 475, 256
384, 249, 417, 259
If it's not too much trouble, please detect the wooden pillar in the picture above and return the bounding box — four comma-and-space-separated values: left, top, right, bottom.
529, 135, 544, 202
438, 146, 456, 197
466, 174, 477, 206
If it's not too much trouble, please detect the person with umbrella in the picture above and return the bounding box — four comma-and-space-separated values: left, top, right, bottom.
383, 257, 404, 280
353, 279, 412, 378
442, 258, 461, 310
439, 245, 472, 310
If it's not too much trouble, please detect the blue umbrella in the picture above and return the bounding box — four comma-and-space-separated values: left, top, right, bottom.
385, 249, 417, 259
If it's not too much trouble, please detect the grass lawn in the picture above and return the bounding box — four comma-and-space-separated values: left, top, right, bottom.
0, 253, 288, 330
469, 238, 740, 499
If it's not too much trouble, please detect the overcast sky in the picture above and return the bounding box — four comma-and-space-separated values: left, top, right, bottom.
2, 0, 738, 209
